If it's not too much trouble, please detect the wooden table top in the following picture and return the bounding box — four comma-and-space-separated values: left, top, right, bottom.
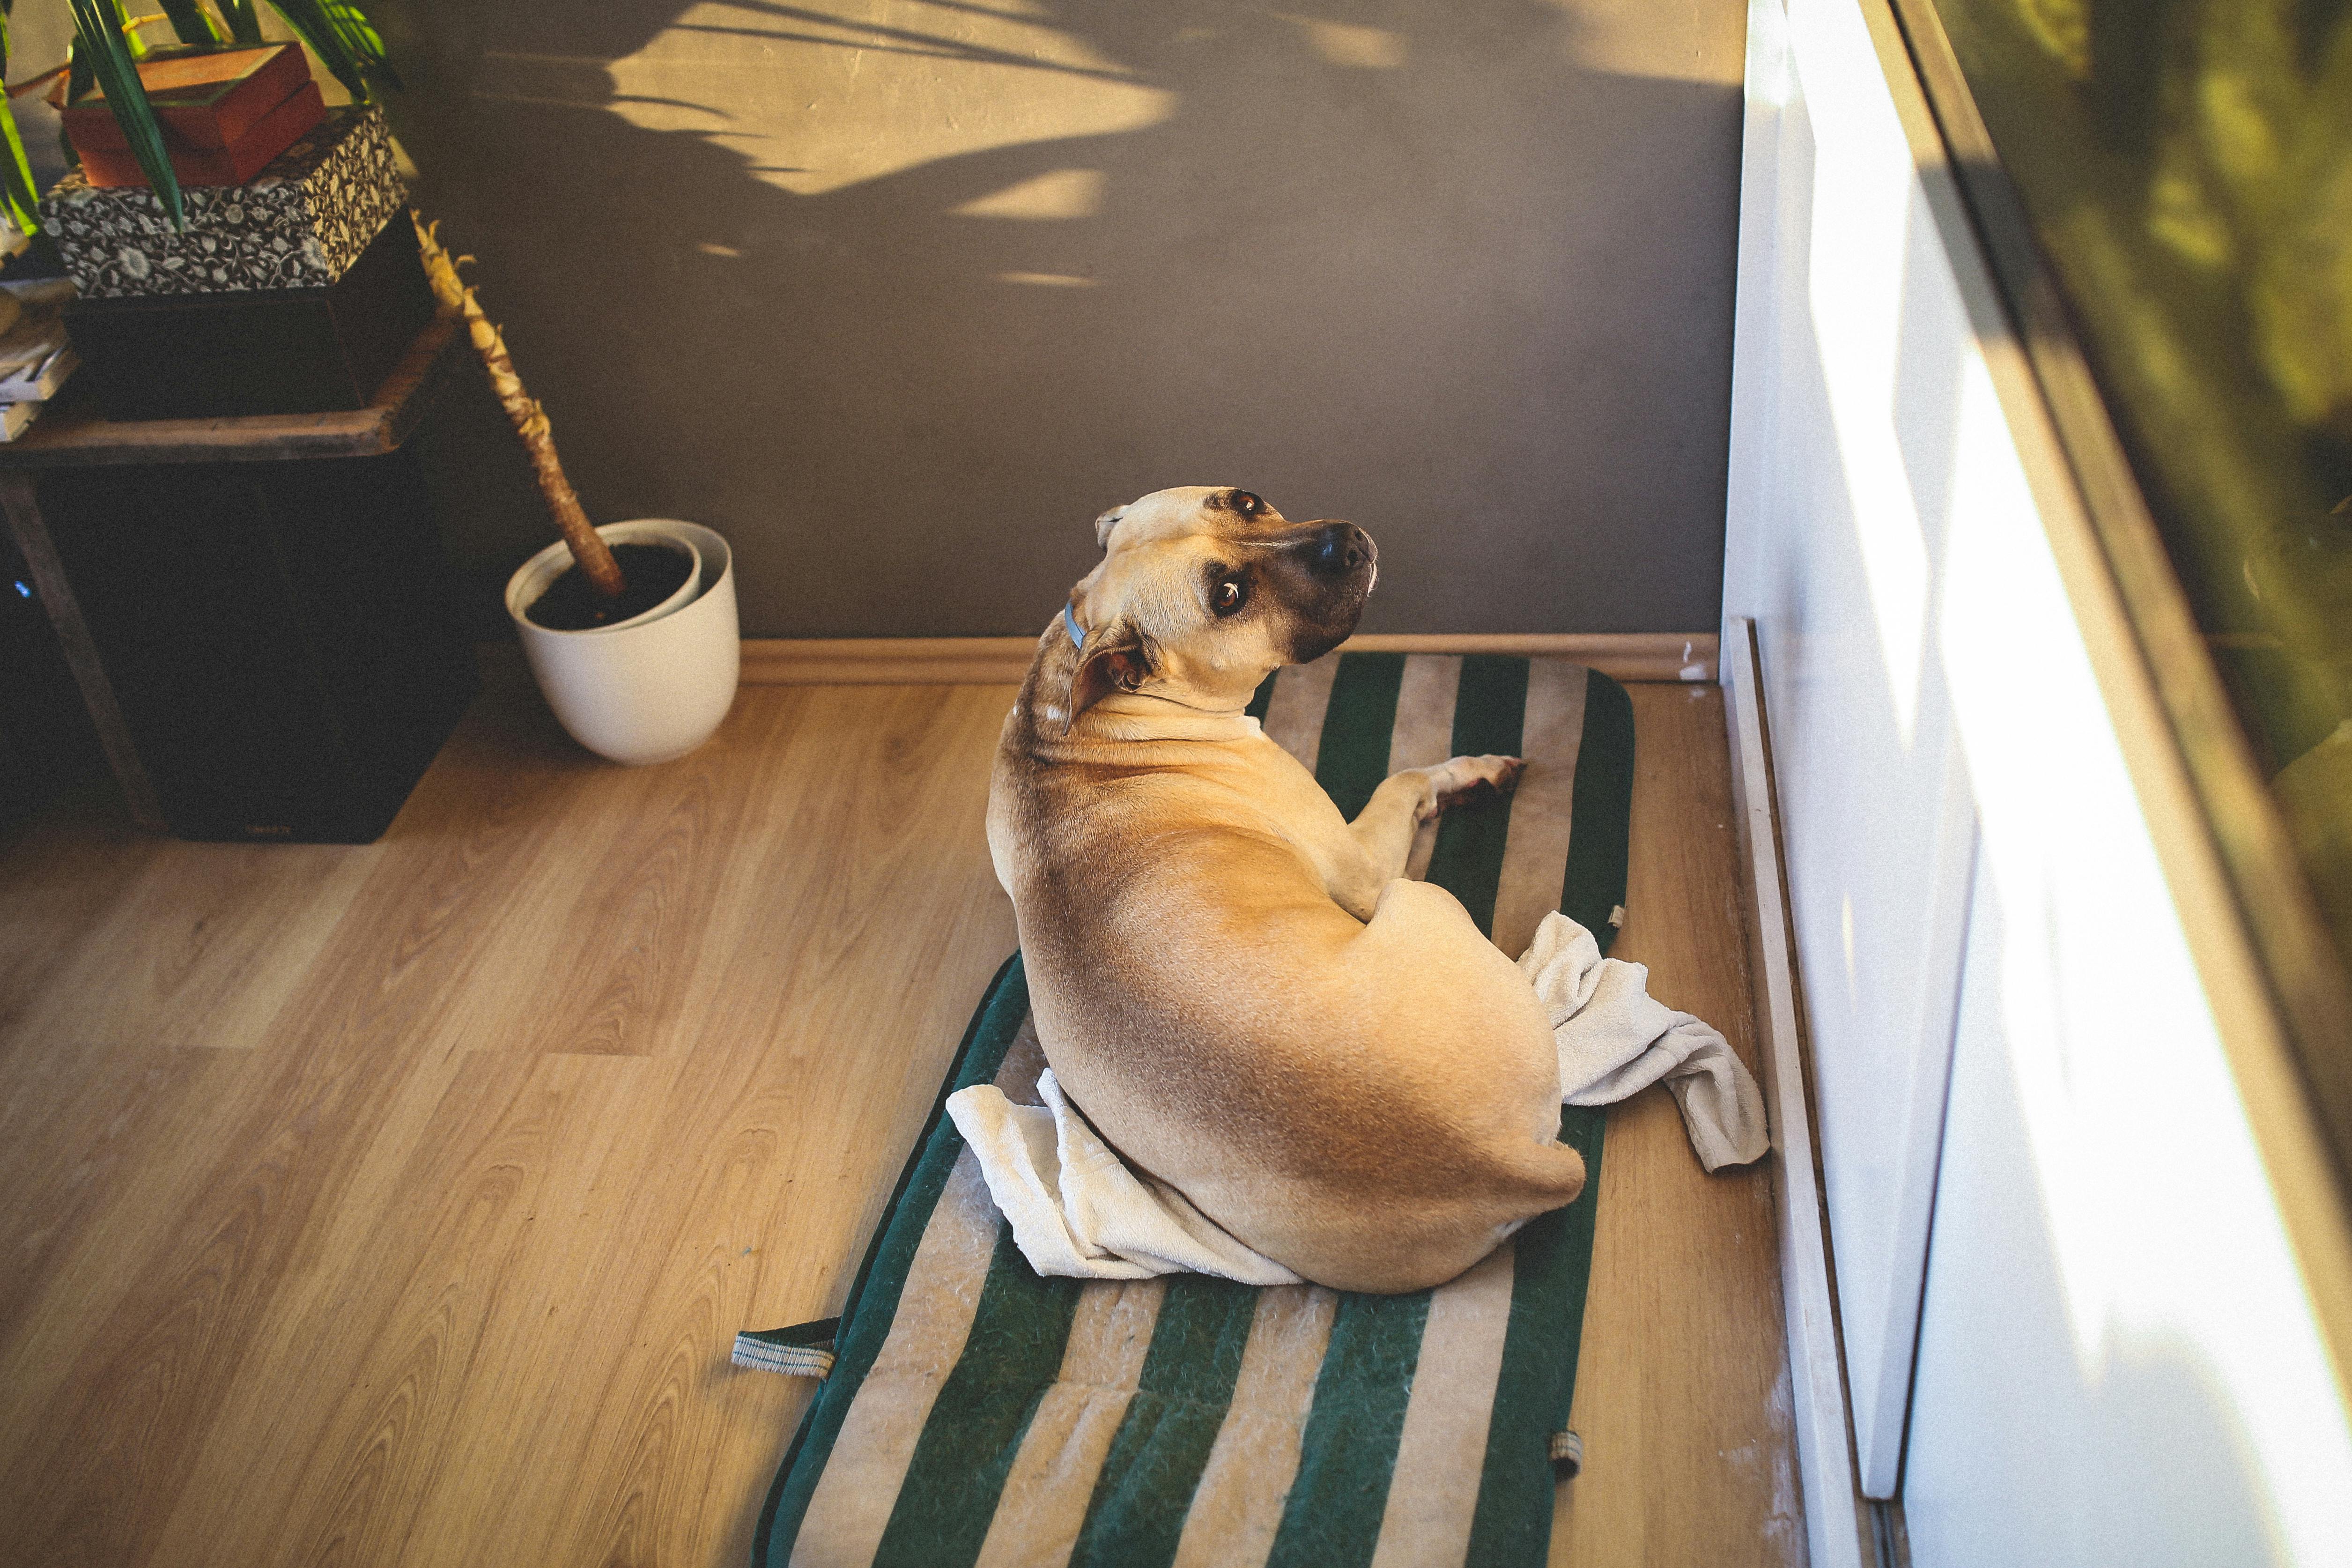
0, 308, 460, 468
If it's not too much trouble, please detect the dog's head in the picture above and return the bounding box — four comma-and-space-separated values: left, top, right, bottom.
1049, 485, 1376, 731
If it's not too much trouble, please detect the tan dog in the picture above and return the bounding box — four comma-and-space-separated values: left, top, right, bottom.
987, 486, 1586, 1294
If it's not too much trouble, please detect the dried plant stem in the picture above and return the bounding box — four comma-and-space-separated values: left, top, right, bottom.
413, 211, 623, 599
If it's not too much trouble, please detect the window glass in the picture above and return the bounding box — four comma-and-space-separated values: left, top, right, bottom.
1928, 0, 2352, 975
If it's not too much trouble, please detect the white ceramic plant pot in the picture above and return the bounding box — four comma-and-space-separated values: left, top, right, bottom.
505, 520, 741, 766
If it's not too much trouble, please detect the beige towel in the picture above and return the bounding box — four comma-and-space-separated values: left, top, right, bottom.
1521, 911, 1771, 1172
945, 1064, 1307, 1286
947, 911, 1769, 1283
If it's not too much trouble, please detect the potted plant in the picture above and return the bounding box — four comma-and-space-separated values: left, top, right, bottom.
0, 0, 397, 235
414, 219, 740, 767
1, 5, 738, 767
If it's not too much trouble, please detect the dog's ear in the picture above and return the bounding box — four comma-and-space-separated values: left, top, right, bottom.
1056, 621, 1150, 734
1093, 506, 1125, 549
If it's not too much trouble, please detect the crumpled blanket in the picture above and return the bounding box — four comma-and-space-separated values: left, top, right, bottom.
1523, 911, 1770, 1172
945, 910, 1770, 1284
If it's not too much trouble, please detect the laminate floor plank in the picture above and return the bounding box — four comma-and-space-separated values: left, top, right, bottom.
0, 687, 606, 1568
421, 693, 812, 1060
1554, 682, 1804, 1567
0, 1043, 270, 1428
0, 792, 159, 1043
0, 831, 382, 1353
0, 666, 1795, 1568
0, 836, 380, 1058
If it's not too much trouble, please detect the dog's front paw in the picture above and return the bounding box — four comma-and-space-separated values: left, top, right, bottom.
1433, 754, 1525, 811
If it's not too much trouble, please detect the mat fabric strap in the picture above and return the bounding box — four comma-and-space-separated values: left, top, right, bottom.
736, 1318, 843, 1378
735, 1338, 838, 1379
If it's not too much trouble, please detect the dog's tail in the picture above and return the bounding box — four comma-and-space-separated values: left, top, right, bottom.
1506, 1138, 1589, 1210
1321, 1141, 1588, 1293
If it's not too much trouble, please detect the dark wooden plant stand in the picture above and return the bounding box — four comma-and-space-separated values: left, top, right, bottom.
0, 311, 479, 842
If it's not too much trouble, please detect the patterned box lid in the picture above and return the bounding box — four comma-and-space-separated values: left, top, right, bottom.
39, 105, 411, 299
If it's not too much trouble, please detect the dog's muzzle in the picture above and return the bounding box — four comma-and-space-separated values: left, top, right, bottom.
1308, 522, 1376, 583
1280, 521, 1379, 663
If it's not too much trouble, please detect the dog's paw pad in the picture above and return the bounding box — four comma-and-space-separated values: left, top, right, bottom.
1435, 755, 1524, 808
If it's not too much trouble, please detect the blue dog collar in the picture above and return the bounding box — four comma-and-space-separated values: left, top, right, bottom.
1060, 603, 1086, 650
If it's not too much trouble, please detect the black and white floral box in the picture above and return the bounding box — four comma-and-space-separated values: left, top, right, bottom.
39, 105, 412, 300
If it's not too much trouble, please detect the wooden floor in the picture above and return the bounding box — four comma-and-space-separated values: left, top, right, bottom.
0, 660, 1798, 1568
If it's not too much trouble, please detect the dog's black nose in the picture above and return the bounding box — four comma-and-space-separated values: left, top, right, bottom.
1311, 522, 1374, 578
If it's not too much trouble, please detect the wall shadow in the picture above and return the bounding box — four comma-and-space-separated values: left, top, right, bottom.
370, 0, 1744, 636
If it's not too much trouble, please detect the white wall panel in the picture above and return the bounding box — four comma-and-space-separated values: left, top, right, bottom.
1725, 0, 1976, 1496
1727, 0, 2352, 1553
1901, 330, 2352, 1568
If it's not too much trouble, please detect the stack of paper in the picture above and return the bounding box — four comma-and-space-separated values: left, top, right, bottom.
0, 277, 78, 440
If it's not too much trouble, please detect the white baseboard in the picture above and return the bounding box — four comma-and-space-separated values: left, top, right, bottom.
738, 632, 1720, 686
1724, 616, 1873, 1568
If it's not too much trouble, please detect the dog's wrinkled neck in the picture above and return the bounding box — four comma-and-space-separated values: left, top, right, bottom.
1068, 692, 1261, 745
1099, 687, 1257, 723
1016, 632, 1262, 753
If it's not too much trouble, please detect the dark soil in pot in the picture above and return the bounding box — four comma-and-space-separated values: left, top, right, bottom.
524, 542, 695, 631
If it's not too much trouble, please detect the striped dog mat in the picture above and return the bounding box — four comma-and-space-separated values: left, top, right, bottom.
746, 654, 1635, 1568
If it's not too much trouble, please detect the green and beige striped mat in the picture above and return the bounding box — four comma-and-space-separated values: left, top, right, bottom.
746, 654, 1635, 1568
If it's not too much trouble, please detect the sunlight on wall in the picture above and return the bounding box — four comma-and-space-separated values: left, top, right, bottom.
1939, 353, 2119, 1360
1937, 343, 2352, 1564
1801, 38, 1934, 747
953, 168, 1107, 220
1273, 14, 1407, 70
1540, 0, 1744, 85
525, 0, 1174, 197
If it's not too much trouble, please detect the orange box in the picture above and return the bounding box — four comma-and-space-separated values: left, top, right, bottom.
72, 80, 325, 189
62, 44, 309, 148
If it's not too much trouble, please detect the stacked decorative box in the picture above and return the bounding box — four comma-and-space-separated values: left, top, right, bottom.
39, 101, 435, 419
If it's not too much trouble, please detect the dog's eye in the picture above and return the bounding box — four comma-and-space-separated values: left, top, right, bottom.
1231, 491, 1263, 517
1213, 577, 1247, 616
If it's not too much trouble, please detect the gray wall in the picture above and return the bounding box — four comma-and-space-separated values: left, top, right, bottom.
367, 0, 1745, 636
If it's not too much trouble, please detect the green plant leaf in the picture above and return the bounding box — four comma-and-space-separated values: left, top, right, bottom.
69, 0, 185, 228
59, 42, 92, 169
0, 2, 36, 242
0, 97, 43, 237
156, 0, 222, 46
216, 0, 262, 45
108, 0, 148, 60
0, 0, 35, 234
325, 0, 399, 90
320, 1, 384, 57
265, 0, 396, 98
